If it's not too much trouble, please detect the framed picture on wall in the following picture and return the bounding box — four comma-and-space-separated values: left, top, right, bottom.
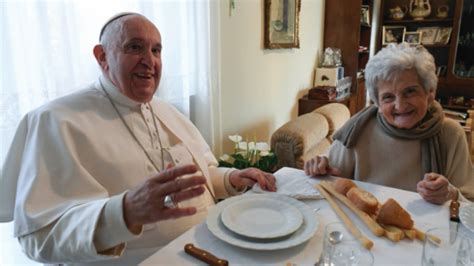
361, 5, 370, 26
382, 26, 406, 45
417, 27, 439, 45
434, 27, 452, 44
403, 31, 422, 45
264, 0, 301, 49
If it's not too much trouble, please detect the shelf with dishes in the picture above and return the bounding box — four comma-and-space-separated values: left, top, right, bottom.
380, 24, 453, 47
383, 18, 454, 24
378, 0, 458, 48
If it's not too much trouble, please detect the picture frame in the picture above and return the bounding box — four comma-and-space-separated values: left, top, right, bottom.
382, 26, 406, 45
361, 5, 370, 26
264, 0, 301, 49
403, 31, 422, 45
416, 27, 439, 45
434, 27, 452, 45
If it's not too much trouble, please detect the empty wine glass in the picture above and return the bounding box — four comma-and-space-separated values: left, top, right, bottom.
319, 222, 374, 266
421, 228, 474, 266
456, 236, 474, 266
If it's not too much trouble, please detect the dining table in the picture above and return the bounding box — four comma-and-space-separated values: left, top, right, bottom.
140, 167, 474, 265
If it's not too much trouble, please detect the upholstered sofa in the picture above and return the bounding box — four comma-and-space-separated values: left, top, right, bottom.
271, 103, 351, 170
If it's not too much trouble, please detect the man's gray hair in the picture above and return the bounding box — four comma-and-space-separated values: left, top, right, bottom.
365, 43, 438, 106
99, 12, 144, 49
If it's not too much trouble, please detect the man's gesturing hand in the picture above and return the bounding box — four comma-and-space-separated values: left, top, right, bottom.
123, 164, 206, 232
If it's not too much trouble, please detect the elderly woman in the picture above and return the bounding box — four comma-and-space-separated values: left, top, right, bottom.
304, 43, 474, 204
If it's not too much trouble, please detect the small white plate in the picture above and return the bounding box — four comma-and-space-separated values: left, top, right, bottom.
206, 194, 318, 250
460, 203, 474, 233
220, 197, 303, 239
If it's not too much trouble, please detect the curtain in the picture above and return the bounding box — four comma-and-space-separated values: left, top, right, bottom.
0, 0, 219, 166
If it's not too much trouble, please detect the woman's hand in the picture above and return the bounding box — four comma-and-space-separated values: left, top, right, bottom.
416, 172, 458, 204
304, 156, 341, 177
229, 168, 277, 192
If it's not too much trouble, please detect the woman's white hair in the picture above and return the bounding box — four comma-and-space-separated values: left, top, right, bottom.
365, 43, 438, 106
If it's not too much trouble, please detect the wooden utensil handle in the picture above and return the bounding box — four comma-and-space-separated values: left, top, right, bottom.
184, 243, 229, 266
450, 200, 460, 221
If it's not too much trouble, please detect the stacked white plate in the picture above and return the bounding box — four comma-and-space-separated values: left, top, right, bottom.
206, 194, 318, 250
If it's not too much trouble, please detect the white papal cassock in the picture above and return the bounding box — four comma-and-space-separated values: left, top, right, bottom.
0, 76, 237, 265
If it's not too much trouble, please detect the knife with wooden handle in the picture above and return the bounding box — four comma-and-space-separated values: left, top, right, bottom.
449, 200, 460, 244
184, 243, 229, 266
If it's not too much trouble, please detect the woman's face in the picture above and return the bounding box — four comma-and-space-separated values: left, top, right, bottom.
377, 69, 434, 129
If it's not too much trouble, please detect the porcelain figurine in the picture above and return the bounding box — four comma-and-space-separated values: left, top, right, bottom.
409, 0, 431, 20
389, 6, 407, 20
436, 5, 449, 19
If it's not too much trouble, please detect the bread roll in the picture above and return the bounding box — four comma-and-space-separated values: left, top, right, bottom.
332, 178, 356, 195
346, 187, 379, 215
376, 198, 414, 229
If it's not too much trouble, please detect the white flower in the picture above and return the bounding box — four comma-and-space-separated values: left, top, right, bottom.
228, 135, 242, 143
247, 141, 256, 150
219, 134, 276, 171
238, 141, 256, 151
255, 142, 270, 152
219, 154, 230, 161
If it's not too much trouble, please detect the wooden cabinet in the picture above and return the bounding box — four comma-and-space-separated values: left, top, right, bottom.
376, 0, 474, 107
298, 96, 350, 116
323, 0, 375, 115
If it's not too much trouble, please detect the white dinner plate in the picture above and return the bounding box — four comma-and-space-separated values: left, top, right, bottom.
460, 203, 474, 233
221, 197, 303, 239
206, 194, 318, 250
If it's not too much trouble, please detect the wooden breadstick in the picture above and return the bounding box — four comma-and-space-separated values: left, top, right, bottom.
315, 184, 374, 250
319, 182, 385, 237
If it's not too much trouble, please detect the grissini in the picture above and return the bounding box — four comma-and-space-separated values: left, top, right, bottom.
319, 182, 385, 237
414, 227, 441, 244
315, 184, 374, 250
381, 224, 404, 242
403, 228, 417, 240
384, 226, 417, 240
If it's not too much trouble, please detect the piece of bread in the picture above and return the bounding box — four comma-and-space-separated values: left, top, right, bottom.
376, 198, 414, 229
332, 178, 356, 195
346, 187, 379, 215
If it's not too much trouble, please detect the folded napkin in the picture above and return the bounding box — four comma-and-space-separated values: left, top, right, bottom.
252, 173, 323, 200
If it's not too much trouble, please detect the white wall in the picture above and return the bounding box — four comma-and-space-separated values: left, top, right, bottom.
217, 0, 325, 154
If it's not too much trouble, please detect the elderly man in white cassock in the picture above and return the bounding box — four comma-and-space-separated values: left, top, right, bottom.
0, 12, 276, 265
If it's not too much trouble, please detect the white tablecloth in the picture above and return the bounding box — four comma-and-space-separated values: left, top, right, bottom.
140, 167, 474, 265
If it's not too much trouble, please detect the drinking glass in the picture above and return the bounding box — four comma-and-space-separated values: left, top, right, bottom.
422, 227, 474, 266
319, 222, 374, 266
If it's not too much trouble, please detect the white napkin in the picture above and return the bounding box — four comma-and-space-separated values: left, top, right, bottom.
252, 170, 323, 200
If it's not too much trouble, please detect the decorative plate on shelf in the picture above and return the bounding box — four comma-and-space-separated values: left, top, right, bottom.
220, 197, 303, 239
460, 204, 474, 233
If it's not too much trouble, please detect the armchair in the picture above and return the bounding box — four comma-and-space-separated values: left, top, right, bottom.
271, 103, 350, 170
